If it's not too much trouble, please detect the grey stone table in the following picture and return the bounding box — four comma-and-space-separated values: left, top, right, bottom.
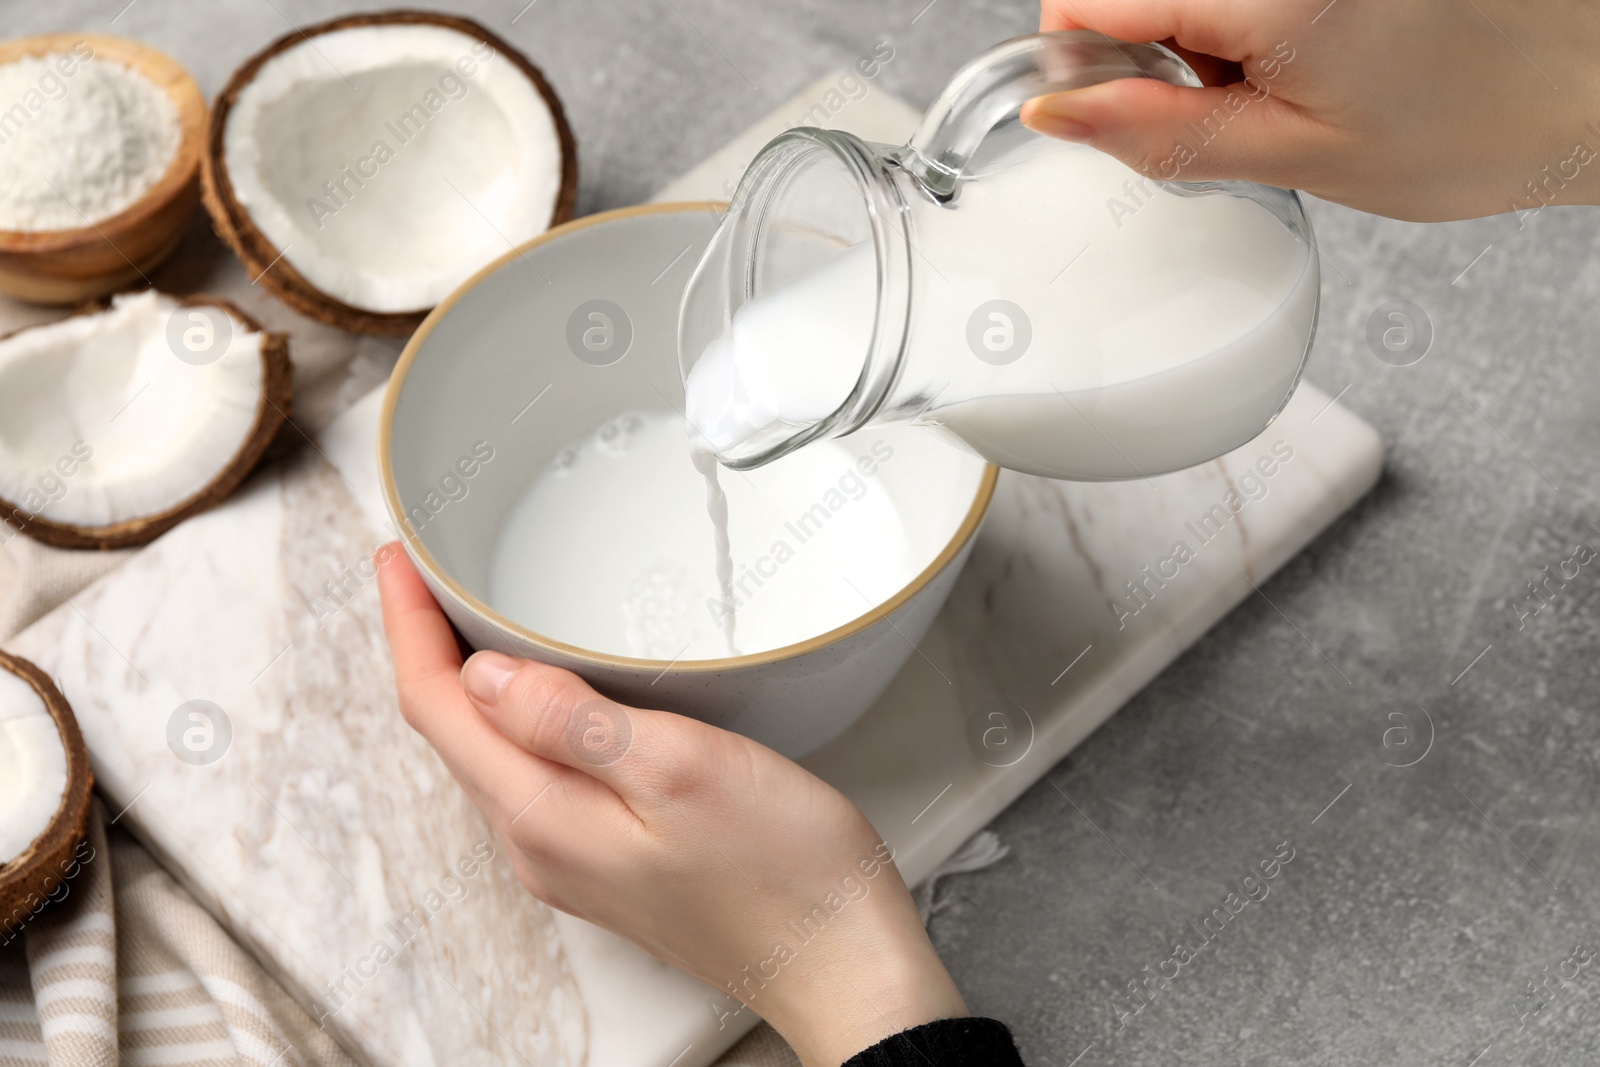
9, 1, 1599, 1064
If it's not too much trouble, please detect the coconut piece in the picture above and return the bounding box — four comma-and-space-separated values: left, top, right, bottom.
202, 11, 578, 335
0, 290, 291, 550
0, 650, 92, 938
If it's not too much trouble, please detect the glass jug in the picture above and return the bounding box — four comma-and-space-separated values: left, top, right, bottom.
678, 31, 1320, 480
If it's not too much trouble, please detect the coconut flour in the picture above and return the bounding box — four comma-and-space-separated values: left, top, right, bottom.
0, 49, 180, 232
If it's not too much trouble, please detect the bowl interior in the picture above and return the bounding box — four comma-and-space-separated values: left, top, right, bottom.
383, 203, 992, 665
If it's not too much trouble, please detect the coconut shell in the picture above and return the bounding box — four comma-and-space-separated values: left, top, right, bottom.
0, 294, 293, 551
200, 9, 580, 336
0, 651, 93, 940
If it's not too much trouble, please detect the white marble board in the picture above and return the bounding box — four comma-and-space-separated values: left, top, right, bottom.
5, 78, 1383, 1067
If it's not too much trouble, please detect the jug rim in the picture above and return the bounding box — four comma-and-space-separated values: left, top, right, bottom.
678, 125, 917, 469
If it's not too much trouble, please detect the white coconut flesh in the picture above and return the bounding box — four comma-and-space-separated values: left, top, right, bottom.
0, 668, 66, 865
0, 291, 267, 530
223, 24, 567, 314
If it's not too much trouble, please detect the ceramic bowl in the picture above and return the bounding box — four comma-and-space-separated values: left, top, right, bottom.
380, 202, 996, 757
0, 34, 205, 304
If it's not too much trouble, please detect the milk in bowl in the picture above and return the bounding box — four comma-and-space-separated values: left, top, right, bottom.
381, 204, 995, 758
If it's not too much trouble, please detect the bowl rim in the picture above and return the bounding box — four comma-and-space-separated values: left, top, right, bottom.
0, 33, 205, 250
379, 200, 999, 674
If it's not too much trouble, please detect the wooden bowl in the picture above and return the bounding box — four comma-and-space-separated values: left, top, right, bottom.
0, 34, 205, 305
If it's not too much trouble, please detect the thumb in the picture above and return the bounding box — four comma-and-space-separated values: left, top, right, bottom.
461, 650, 696, 802
1021, 78, 1313, 186
462, 650, 640, 780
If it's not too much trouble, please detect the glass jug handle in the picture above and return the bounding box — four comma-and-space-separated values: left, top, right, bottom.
903, 30, 1201, 199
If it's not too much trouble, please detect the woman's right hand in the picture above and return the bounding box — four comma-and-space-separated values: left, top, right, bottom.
1023, 0, 1600, 221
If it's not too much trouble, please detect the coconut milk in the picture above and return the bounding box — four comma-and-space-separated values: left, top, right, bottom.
686, 139, 1317, 479
488, 412, 919, 661
689, 445, 739, 654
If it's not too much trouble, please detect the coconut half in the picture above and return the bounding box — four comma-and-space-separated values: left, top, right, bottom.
202, 11, 578, 335
0, 290, 291, 550
0, 650, 92, 938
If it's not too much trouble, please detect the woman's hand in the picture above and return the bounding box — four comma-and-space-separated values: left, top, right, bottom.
376, 546, 966, 1067
1023, 0, 1600, 221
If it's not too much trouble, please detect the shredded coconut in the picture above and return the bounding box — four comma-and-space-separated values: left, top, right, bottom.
0, 51, 180, 232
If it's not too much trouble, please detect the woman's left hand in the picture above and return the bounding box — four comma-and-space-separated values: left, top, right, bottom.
376, 545, 967, 1067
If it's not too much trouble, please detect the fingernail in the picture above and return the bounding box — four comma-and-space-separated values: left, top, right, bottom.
463, 651, 520, 705
1024, 111, 1095, 144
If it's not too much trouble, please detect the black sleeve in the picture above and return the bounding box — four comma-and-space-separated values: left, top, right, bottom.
842, 1018, 1025, 1066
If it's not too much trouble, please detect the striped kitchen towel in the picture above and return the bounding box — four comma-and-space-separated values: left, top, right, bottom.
0, 802, 355, 1067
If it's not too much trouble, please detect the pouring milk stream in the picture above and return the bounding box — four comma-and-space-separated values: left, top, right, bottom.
678, 31, 1320, 651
